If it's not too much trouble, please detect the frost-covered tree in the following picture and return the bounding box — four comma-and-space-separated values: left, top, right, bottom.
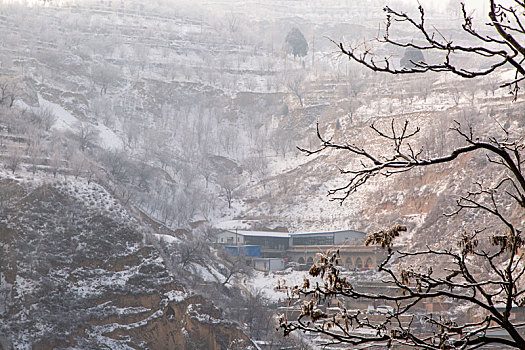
280, 1, 525, 348
6, 146, 22, 174
0, 79, 16, 108
285, 72, 306, 107
31, 107, 56, 132
73, 122, 99, 153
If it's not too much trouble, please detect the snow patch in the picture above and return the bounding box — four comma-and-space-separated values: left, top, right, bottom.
154, 233, 180, 244
38, 94, 123, 150
190, 263, 220, 282
164, 289, 186, 303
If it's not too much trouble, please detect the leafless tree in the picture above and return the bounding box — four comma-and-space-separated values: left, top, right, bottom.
74, 122, 99, 152
219, 252, 250, 287
217, 174, 239, 209
234, 288, 272, 338
199, 156, 214, 188
123, 121, 140, 149
243, 154, 268, 180
337, 1, 525, 99
270, 127, 294, 158
26, 142, 42, 174
69, 150, 86, 179
346, 98, 363, 124
217, 125, 237, 156
283, 117, 525, 348
484, 79, 501, 97
451, 87, 463, 106
101, 149, 129, 182
286, 73, 306, 107
48, 148, 63, 178
91, 96, 114, 128
130, 154, 154, 190
31, 107, 57, 131
280, 1, 525, 349
175, 237, 210, 271
225, 12, 240, 33
6, 145, 22, 174
0, 80, 16, 108
91, 63, 120, 95
415, 76, 435, 102
346, 68, 367, 97
133, 43, 150, 73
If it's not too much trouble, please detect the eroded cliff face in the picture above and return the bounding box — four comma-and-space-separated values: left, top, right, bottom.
104, 294, 253, 350
0, 176, 253, 349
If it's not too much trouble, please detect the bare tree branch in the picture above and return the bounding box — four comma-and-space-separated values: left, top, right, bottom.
282, 1, 525, 348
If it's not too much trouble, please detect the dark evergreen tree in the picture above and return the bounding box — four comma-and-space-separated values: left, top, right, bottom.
284, 27, 308, 58
400, 47, 425, 69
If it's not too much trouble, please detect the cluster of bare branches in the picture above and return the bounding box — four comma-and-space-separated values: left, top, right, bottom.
280, 233, 525, 348
285, 118, 525, 348
282, 1, 525, 348
299, 119, 525, 203
338, 0, 525, 99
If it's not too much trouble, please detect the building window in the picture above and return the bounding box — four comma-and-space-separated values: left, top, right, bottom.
292, 234, 334, 246
355, 257, 363, 269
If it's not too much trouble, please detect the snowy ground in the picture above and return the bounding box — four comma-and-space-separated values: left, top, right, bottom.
38, 94, 124, 150
244, 267, 385, 303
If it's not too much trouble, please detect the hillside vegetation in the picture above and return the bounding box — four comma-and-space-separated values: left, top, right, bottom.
1, 0, 524, 348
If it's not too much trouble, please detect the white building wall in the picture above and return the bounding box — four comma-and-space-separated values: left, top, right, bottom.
254, 258, 285, 271
216, 231, 245, 245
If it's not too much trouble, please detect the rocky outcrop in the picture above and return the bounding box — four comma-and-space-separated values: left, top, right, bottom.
0, 176, 253, 349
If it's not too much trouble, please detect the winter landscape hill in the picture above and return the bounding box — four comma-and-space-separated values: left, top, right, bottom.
0, 172, 253, 349
1, 0, 524, 348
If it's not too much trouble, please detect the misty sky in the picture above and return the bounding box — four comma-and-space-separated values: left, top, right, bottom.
389, 0, 487, 14
0, 0, 490, 12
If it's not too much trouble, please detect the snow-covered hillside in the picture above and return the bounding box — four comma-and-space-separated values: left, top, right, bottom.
1, 0, 525, 348
0, 168, 254, 349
